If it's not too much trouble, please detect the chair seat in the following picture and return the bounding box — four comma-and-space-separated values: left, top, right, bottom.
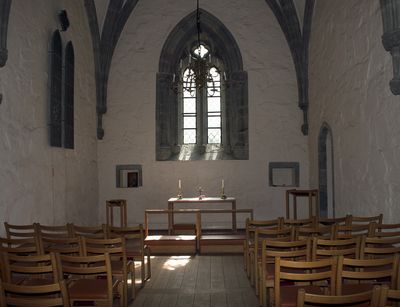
280, 285, 323, 307
20, 277, 55, 286
341, 283, 374, 295
68, 279, 110, 300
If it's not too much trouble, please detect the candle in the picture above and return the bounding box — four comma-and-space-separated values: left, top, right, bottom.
178, 179, 181, 189
222, 179, 224, 189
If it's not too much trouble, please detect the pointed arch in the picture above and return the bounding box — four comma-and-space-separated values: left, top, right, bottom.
156, 9, 248, 161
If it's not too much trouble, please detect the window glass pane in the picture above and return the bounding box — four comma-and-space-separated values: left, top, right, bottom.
208, 97, 221, 112
183, 98, 196, 113
208, 129, 221, 144
184, 116, 196, 129
209, 67, 220, 81
193, 44, 209, 58
208, 116, 221, 128
184, 129, 196, 144
183, 89, 195, 98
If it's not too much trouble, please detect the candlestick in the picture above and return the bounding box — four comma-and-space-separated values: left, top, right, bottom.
178, 179, 181, 189
222, 179, 224, 189
221, 179, 226, 199
177, 180, 182, 199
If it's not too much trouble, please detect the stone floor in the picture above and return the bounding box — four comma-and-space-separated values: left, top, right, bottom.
129, 255, 259, 307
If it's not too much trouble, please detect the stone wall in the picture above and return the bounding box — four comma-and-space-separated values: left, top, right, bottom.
0, 0, 98, 235
308, 0, 400, 222
98, 0, 309, 228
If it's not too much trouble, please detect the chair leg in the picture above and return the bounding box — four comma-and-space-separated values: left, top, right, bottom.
146, 248, 151, 279
141, 258, 145, 287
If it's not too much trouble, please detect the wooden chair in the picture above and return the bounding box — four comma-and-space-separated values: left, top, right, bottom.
274, 257, 337, 307
2, 252, 59, 286
57, 253, 116, 307
259, 238, 311, 306
312, 237, 361, 261
82, 236, 133, 306
379, 284, 400, 306
0, 237, 41, 255
250, 227, 293, 289
244, 217, 283, 276
333, 223, 370, 239
337, 254, 399, 296
347, 214, 383, 225
107, 224, 151, 287
297, 285, 381, 306
41, 236, 83, 256
70, 224, 107, 238
0, 279, 70, 307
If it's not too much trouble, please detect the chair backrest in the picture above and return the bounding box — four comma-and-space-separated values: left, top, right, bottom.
274, 257, 337, 306
41, 236, 83, 256
333, 224, 370, 239
360, 235, 400, 259
245, 217, 283, 245
0, 237, 40, 255
369, 222, 400, 237
296, 225, 333, 240
107, 224, 144, 253
0, 279, 70, 307
255, 227, 293, 255
2, 252, 59, 283
347, 214, 383, 225
4, 222, 38, 239
57, 253, 113, 302
312, 237, 361, 261
379, 285, 400, 306
317, 216, 348, 226
70, 224, 106, 238
37, 224, 73, 239
261, 238, 311, 265
297, 285, 380, 307
283, 217, 316, 227
336, 254, 399, 295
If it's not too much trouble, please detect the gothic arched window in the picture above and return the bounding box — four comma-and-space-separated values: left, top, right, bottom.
157, 10, 248, 161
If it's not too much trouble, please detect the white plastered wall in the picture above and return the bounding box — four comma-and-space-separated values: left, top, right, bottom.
0, 0, 98, 236
308, 0, 400, 222
98, 0, 309, 228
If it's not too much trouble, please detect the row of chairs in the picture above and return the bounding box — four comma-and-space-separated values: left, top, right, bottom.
2, 222, 151, 287
0, 251, 117, 306
243, 214, 400, 306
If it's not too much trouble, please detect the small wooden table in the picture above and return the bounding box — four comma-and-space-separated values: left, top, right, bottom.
285, 189, 319, 219
167, 197, 237, 234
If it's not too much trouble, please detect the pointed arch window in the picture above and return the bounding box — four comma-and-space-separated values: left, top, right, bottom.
156, 9, 248, 161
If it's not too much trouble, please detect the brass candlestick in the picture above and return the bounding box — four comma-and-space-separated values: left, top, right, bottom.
221, 187, 227, 199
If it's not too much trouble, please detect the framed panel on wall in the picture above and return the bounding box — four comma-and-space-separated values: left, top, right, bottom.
116, 164, 142, 188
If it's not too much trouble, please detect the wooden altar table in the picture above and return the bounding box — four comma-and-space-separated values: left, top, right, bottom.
167, 197, 237, 234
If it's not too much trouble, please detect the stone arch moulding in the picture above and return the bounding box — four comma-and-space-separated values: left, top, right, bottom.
0, 0, 12, 105
156, 9, 249, 161
318, 122, 335, 218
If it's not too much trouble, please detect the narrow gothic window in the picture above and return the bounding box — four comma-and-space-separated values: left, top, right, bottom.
64, 42, 74, 149
49, 30, 62, 147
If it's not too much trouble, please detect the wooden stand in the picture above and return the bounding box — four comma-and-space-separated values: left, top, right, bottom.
106, 199, 127, 227
285, 189, 319, 219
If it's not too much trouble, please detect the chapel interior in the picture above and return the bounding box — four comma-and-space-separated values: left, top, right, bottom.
1, 0, 400, 306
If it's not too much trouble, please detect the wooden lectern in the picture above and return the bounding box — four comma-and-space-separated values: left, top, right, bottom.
285, 189, 319, 219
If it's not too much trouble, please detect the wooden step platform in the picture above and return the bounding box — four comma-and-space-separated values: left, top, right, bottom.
145, 235, 197, 255
199, 234, 245, 254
